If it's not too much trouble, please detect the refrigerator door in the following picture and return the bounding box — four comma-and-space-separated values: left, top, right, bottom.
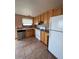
49, 15, 63, 31
48, 31, 63, 59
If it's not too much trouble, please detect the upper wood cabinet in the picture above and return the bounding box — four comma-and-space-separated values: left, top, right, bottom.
43, 12, 48, 24
48, 7, 63, 17
33, 17, 36, 25
48, 9, 54, 17
38, 16, 41, 23
53, 8, 63, 16
33, 17, 35, 25
33, 7, 63, 25
33, 16, 41, 25
33, 17, 39, 25
36, 17, 38, 24
40, 14, 44, 22
61, 7, 63, 14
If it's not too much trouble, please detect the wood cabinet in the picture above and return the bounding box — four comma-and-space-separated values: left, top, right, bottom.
33, 17, 35, 25
48, 9, 54, 22
40, 31, 45, 42
33, 17, 38, 25
25, 29, 35, 38
48, 9, 54, 17
38, 16, 41, 23
61, 7, 63, 14
40, 31, 48, 45
40, 14, 44, 22
33, 7, 63, 25
44, 32, 48, 45
43, 12, 48, 24
35, 17, 38, 24
53, 8, 63, 16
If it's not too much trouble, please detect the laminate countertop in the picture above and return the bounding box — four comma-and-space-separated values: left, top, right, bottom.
36, 27, 49, 33
16, 27, 49, 33
16, 28, 35, 31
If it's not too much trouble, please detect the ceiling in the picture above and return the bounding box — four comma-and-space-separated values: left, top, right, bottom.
15, 0, 63, 17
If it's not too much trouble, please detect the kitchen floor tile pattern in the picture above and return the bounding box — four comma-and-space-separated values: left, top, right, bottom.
15, 37, 56, 59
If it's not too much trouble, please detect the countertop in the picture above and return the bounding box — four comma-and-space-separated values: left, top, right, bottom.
16, 26, 49, 33
36, 27, 49, 33
16, 26, 35, 31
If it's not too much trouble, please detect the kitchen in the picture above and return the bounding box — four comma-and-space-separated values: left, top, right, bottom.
15, 0, 63, 59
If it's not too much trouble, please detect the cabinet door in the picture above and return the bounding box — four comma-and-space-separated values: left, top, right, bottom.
44, 32, 48, 45
48, 9, 54, 17
40, 31, 45, 42
48, 9, 54, 23
46, 12, 49, 24
35, 17, 38, 25
61, 7, 63, 15
53, 8, 62, 16
36, 17, 38, 24
48, 31, 63, 59
33, 17, 36, 25
40, 31, 48, 45
43, 12, 48, 24
25, 29, 35, 38
40, 15, 43, 22
38, 16, 40, 23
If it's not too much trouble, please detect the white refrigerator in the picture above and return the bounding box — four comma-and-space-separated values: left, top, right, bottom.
48, 15, 63, 59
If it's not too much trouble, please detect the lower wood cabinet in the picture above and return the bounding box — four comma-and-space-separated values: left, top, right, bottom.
44, 32, 48, 45
40, 31, 45, 42
25, 29, 35, 38
40, 31, 48, 45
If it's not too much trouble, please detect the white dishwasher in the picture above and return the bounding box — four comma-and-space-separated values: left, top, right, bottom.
35, 29, 40, 40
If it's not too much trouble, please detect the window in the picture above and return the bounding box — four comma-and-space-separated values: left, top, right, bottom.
22, 18, 32, 26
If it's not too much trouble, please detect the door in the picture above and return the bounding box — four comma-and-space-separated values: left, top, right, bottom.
53, 8, 62, 16
49, 15, 63, 31
40, 31, 45, 42
44, 32, 48, 45
48, 31, 63, 59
